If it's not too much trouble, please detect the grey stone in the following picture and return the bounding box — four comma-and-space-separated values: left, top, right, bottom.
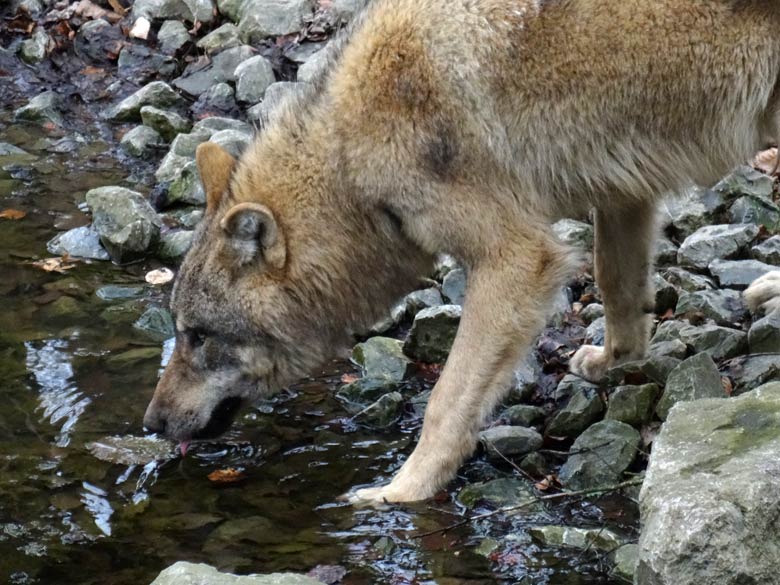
216, 0, 243, 20
612, 544, 639, 583
352, 391, 403, 428
553, 374, 599, 402
656, 352, 725, 420
96, 285, 145, 301
14, 91, 62, 126
106, 82, 185, 122
47, 226, 109, 261
87, 435, 175, 466
151, 561, 322, 585
403, 304, 461, 363
0, 143, 32, 157
518, 451, 550, 477
118, 45, 176, 84
662, 267, 715, 292
713, 164, 775, 200
246, 81, 301, 125
479, 425, 543, 460
326, 0, 367, 20
157, 20, 190, 55
196, 23, 241, 53
662, 186, 727, 238
209, 128, 252, 158
85, 186, 162, 263
13, 0, 45, 16
727, 355, 780, 394
404, 287, 443, 316
641, 356, 683, 385
647, 339, 688, 360
457, 478, 540, 510
336, 377, 397, 406
636, 384, 780, 585
654, 237, 678, 266
191, 82, 238, 118
296, 47, 329, 82
235, 55, 276, 103
548, 287, 573, 328
709, 258, 778, 289
546, 385, 604, 438
728, 195, 780, 231
167, 160, 206, 206
440, 268, 466, 305
173, 45, 255, 96
529, 525, 625, 553
120, 125, 164, 158
585, 316, 606, 345
351, 337, 413, 382
675, 288, 748, 326
509, 352, 543, 402
653, 274, 678, 314
19, 27, 49, 64
678, 323, 747, 361
752, 235, 780, 265
157, 230, 194, 261
606, 384, 661, 427
237, 0, 314, 43
559, 420, 640, 490
499, 404, 545, 427
650, 319, 689, 343
368, 300, 406, 335
552, 218, 594, 250
677, 223, 759, 270
160, 0, 215, 22
140, 106, 192, 142
748, 310, 780, 353
132, 0, 165, 19
579, 303, 604, 325
156, 130, 212, 182
193, 116, 253, 134
134, 306, 176, 340
179, 208, 204, 228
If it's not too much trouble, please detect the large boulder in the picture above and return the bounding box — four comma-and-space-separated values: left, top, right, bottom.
150, 561, 322, 584
636, 383, 780, 585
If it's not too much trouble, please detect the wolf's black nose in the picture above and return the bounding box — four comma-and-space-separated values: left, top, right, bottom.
143, 410, 167, 434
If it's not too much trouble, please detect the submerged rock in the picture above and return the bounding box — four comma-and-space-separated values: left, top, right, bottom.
134, 306, 175, 340
87, 435, 176, 465
528, 525, 625, 553
457, 478, 541, 510
151, 561, 322, 585
336, 377, 397, 406
352, 391, 403, 427
636, 383, 780, 585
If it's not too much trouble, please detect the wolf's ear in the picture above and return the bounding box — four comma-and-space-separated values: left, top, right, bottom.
221, 202, 286, 269
196, 142, 236, 212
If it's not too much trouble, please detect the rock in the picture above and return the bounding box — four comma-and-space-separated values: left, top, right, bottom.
14, 91, 62, 126
191, 82, 239, 118
709, 258, 778, 289
647, 339, 688, 360
75, 19, 123, 63
675, 288, 748, 326
636, 384, 780, 585
296, 47, 329, 82
117, 45, 176, 84
440, 268, 466, 305
87, 435, 176, 466
156, 130, 212, 182
106, 82, 185, 122
585, 316, 606, 345
548, 287, 573, 327
662, 267, 715, 292
641, 356, 683, 385
369, 299, 406, 334
508, 352, 543, 402
325, 0, 367, 21
546, 384, 604, 438
677, 224, 759, 270
650, 319, 689, 343
748, 310, 780, 353
336, 377, 397, 406
752, 235, 780, 265
140, 106, 192, 142
552, 218, 594, 251
553, 374, 599, 402
209, 128, 252, 158
178, 208, 204, 227
403, 304, 461, 363
352, 337, 413, 382
479, 426, 543, 460
174, 45, 255, 96
237, 0, 314, 43
157, 230, 194, 261
662, 186, 727, 239
19, 27, 49, 64
612, 544, 639, 583
193, 116, 253, 134
579, 303, 604, 325
121, 125, 164, 158
655, 353, 724, 420
528, 525, 624, 553
167, 160, 206, 206
151, 561, 322, 585
404, 287, 443, 316
352, 391, 403, 427
559, 420, 641, 490
499, 404, 545, 427
653, 274, 678, 314
0, 143, 33, 157
235, 55, 277, 104
518, 451, 550, 476
47, 226, 109, 261
247, 81, 302, 125
157, 20, 190, 55
96, 285, 145, 301
133, 307, 176, 341
713, 164, 775, 200
457, 478, 540, 510
728, 195, 780, 231
196, 23, 241, 53
606, 384, 661, 427
159, 0, 215, 22
654, 237, 678, 266
677, 323, 747, 361
85, 186, 163, 263
13, 0, 45, 16
726, 355, 780, 394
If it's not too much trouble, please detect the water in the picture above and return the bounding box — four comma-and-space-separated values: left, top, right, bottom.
0, 106, 636, 585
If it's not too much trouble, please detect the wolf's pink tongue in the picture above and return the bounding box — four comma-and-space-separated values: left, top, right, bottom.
179, 441, 190, 456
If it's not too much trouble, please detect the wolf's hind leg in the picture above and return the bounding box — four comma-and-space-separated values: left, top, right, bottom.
570, 200, 657, 381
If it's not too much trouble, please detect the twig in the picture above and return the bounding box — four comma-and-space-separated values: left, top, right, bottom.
482, 438, 537, 483
410, 478, 643, 539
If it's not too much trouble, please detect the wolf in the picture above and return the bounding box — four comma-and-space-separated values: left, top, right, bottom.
144, 0, 780, 504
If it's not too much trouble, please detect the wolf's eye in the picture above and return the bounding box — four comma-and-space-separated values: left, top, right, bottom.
186, 328, 208, 348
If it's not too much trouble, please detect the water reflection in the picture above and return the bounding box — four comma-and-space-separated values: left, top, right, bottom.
80, 482, 113, 537
25, 339, 90, 448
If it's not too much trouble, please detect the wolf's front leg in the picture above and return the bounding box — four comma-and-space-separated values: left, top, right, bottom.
348, 231, 575, 504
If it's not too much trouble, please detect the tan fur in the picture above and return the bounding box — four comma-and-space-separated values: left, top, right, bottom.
145, 0, 780, 503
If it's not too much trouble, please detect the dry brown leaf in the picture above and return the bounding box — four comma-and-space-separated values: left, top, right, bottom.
754, 147, 779, 176
340, 373, 359, 384
145, 267, 174, 285
721, 376, 734, 397
73, 0, 122, 22
107, 0, 127, 15
0, 208, 26, 220
207, 468, 245, 484
31, 256, 78, 273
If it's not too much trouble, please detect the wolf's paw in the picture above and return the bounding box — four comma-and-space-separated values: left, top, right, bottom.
744, 271, 780, 315
341, 483, 430, 507
569, 344, 610, 381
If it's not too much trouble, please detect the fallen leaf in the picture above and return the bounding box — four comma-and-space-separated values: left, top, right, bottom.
145, 267, 174, 285
207, 468, 245, 484
107, 0, 127, 15
30, 256, 78, 273
340, 373, 359, 384
754, 147, 779, 176
73, 0, 122, 22
0, 208, 26, 220
721, 376, 734, 397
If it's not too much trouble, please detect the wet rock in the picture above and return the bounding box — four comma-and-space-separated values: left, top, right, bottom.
677, 224, 759, 270
548, 287, 573, 328
235, 55, 277, 104
647, 339, 688, 361
96, 285, 145, 301
662, 186, 727, 239
641, 356, 683, 386
157, 230, 194, 261
529, 525, 624, 553
85, 186, 162, 263
156, 130, 212, 182
134, 306, 176, 340
0, 143, 32, 157
209, 128, 252, 158
709, 258, 778, 289
507, 352, 542, 403
479, 425, 543, 460
653, 274, 678, 314
157, 20, 190, 55
120, 125, 164, 158
296, 47, 329, 82
677, 323, 747, 361
247, 81, 302, 125
499, 405, 545, 427
352, 337, 413, 382
559, 420, 641, 490
191, 82, 239, 118
441, 268, 466, 305
197, 23, 241, 53
606, 384, 661, 427
654, 237, 678, 266
151, 562, 322, 585
75, 19, 123, 63
612, 544, 639, 583
140, 106, 192, 142
713, 164, 775, 200
87, 435, 176, 465
368, 299, 406, 335
728, 195, 780, 230
173, 45, 255, 96
655, 353, 724, 420
727, 355, 780, 394
752, 235, 780, 265
47, 226, 109, 261
352, 391, 403, 427
585, 316, 606, 345
403, 304, 461, 363
649, 319, 689, 343
553, 374, 598, 402
117, 45, 176, 83
546, 384, 604, 438
159, 0, 215, 22
662, 267, 715, 292
106, 82, 185, 122
167, 160, 205, 206
675, 288, 747, 326
14, 91, 63, 126
579, 303, 604, 325
519, 452, 550, 477
336, 377, 397, 406
748, 310, 780, 353
19, 27, 50, 64
237, 0, 315, 43
636, 384, 780, 585
404, 287, 443, 316
457, 478, 540, 510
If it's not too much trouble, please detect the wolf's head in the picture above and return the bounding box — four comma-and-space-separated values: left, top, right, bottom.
143, 140, 429, 441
